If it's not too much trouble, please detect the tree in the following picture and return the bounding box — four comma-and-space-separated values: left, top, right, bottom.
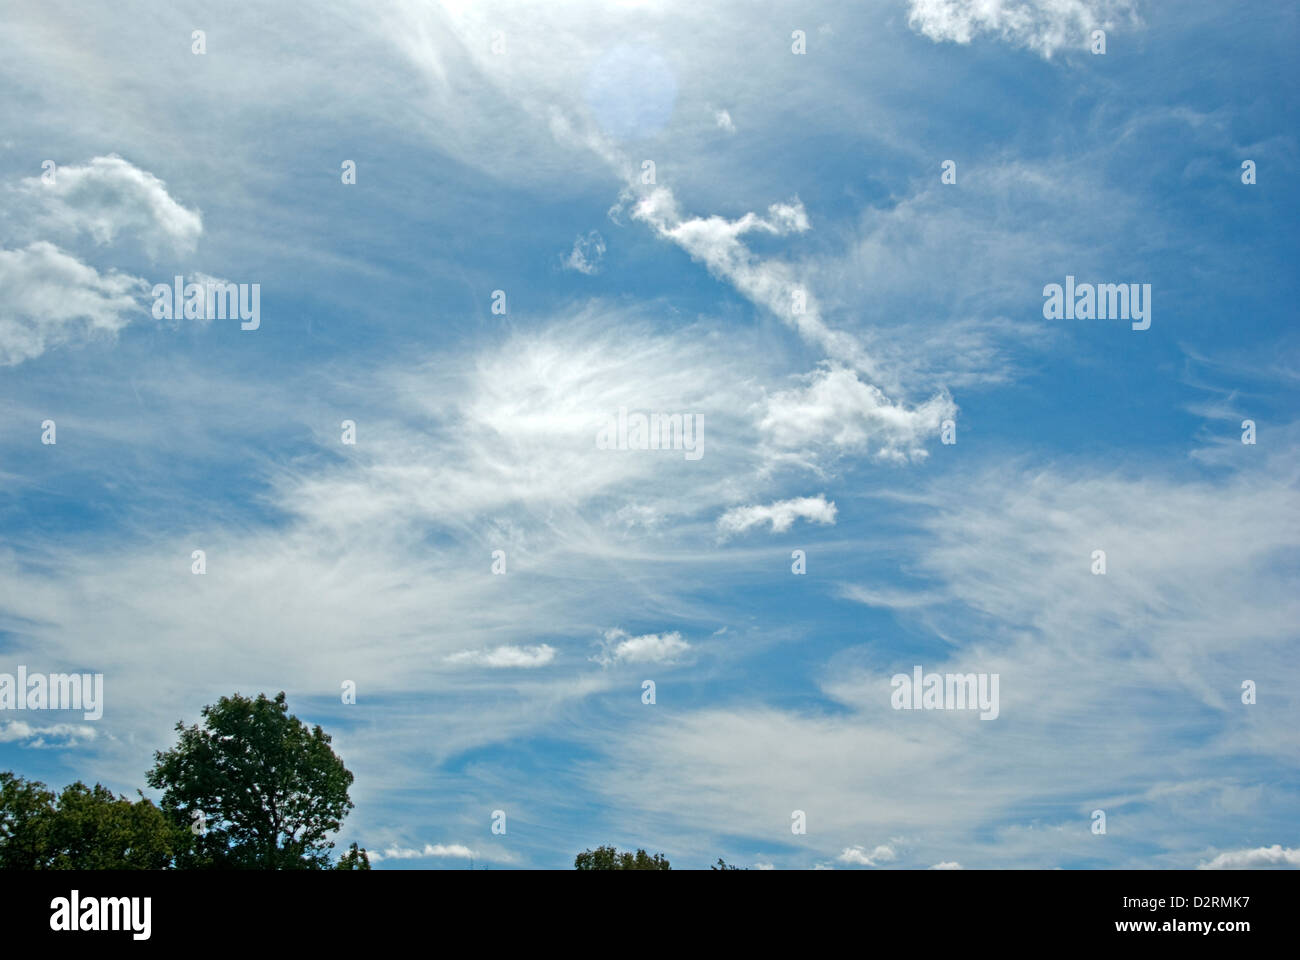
710, 858, 746, 870
0, 772, 55, 869
574, 845, 671, 870
334, 841, 371, 870
146, 691, 355, 869
45, 782, 181, 869
1, 772, 181, 869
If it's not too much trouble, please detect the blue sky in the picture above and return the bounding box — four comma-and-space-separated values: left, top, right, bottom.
1, 0, 1297, 870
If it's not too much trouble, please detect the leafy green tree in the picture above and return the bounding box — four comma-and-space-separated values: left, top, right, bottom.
1, 773, 181, 869
146, 691, 355, 869
710, 858, 746, 870
574, 845, 671, 870
45, 782, 181, 869
0, 772, 55, 869
334, 841, 371, 870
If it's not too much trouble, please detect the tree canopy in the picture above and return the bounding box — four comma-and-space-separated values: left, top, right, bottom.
574, 845, 671, 870
3, 692, 366, 870
0, 772, 181, 869
146, 691, 356, 869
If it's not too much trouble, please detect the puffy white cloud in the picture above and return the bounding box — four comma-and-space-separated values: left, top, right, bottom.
445, 644, 556, 668
714, 109, 735, 133
930, 861, 964, 869
593, 629, 689, 666
0, 156, 208, 365
717, 495, 837, 537
1198, 846, 1300, 870
0, 720, 98, 747
17, 154, 202, 256
907, 0, 1139, 58
839, 844, 897, 866
0, 241, 144, 365
761, 364, 955, 464
369, 843, 476, 862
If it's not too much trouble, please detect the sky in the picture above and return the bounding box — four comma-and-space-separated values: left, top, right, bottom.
0, 0, 1297, 870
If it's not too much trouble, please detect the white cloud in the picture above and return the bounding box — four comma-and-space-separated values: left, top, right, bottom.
0, 306, 783, 812
593, 629, 689, 667
581, 449, 1300, 870
839, 844, 897, 866
278, 307, 766, 532
629, 188, 955, 466
802, 156, 1147, 400
714, 109, 735, 133
0, 241, 144, 365
18, 154, 202, 256
0, 0, 1280, 872
761, 364, 955, 464
369, 843, 476, 863
0, 720, 98, 747
907, 0, 1140, 58
717, 495, 837, 537
0, 156, 209, 365
1197, 846, 1300, 870
446, 644, 556, 668
930, 861, 964, 869
563, 230, 606, 275
630, 187, 872, 371
838, 584, 940, 610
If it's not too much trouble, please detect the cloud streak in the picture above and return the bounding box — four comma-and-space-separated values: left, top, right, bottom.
907, 0, 1141, 58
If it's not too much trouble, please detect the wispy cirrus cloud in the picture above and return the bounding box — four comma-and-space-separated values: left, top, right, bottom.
581, 446, 1300, 869
0, 0, 1293, 874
